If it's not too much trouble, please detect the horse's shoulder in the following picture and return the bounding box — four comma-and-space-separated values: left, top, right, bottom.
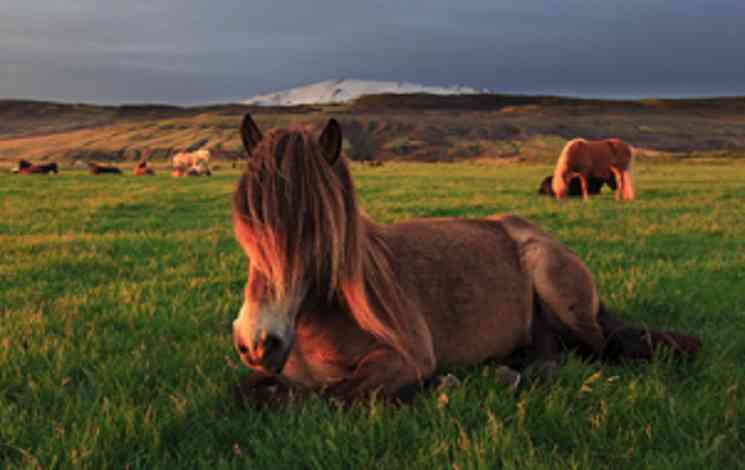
488, 214, 545, 238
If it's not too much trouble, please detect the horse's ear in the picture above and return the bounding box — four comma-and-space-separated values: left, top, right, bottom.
318, 119, 342, 166
241, 113, 263, 156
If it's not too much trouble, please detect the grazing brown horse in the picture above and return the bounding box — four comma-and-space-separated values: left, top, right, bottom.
551, 138, 635, 201
133, 160, 155, 176
13, 160, 59, 174
231, 114, 699, 404
88, 162, 122, 175
538, 175, 616, 197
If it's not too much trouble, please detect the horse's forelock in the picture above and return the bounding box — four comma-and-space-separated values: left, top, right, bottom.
233, 126, 357, 300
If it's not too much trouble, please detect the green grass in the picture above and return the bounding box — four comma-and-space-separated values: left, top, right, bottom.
1, 163, 744, 469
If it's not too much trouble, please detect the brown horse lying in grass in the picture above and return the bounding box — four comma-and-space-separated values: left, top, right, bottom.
552, 138, 635, 201
538, 175, 616, 197
133, 160, 155, 176
231, 114, 699, 405
13, 160, 59, 174
88, 162, 122, 175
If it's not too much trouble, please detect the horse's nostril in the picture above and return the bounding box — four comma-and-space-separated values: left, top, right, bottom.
263, 334, 282, 355
238, 344, 248, 355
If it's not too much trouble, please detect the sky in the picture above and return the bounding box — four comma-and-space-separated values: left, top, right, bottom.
1, 0, 744, 104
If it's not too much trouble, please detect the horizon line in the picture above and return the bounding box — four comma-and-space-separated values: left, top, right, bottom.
4, 90, 745, 108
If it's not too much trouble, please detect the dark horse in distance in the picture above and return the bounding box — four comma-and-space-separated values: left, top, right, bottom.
13, 160, 59, 174
88, 162, 123, 175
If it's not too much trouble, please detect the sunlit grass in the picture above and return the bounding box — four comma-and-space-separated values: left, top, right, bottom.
1, 163, 743, 468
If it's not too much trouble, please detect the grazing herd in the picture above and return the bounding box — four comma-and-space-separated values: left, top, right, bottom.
8, 149, 215, 178
8, 138, 634, 203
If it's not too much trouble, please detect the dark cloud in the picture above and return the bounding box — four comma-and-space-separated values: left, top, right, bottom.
1, 0, 744, 104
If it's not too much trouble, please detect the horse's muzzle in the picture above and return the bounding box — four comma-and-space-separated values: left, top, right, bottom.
234, 328, 292, 375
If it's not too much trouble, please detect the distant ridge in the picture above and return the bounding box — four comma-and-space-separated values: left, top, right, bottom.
242, 79, 485, 106
3, 95, 745, 166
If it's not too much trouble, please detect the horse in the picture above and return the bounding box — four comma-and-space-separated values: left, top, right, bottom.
172, 149, 210, 169
538, 175, 616, 197
133, 160, 155, 176
13, 160, 59, 174
551, 138, 635, 201
88, 162, 122, 175
231, 114, 700, 404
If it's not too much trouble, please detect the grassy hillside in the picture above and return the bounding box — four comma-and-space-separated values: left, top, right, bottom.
1, 163, 743, 468
2, 96, 745, 167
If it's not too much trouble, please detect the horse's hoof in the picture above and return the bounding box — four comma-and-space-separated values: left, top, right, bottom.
435, 373, 462, 392
493, 366, 521, 394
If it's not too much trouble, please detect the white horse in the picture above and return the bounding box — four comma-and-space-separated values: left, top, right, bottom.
172, 149, 211, 169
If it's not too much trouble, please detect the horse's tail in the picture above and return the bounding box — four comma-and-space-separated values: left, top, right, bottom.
623, 144, 636, 200
597, 303, 701, 361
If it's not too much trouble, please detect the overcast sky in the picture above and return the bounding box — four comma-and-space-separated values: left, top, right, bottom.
1, 0, 744, 104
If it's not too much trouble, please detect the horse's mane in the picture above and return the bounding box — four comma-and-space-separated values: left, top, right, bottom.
552, 138, 585, 195
232, 126, 416, 366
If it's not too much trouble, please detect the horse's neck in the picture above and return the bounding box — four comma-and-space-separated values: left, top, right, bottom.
359, 216, 385, 253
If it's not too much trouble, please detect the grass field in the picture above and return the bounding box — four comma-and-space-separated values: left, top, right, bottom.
1, 163, 744, 469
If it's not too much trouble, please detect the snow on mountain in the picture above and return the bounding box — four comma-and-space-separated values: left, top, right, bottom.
242, 79, 485, 106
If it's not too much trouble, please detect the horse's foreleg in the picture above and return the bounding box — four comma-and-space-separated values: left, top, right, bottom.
610, 167, 624, 200
578, 175, 590, 201
621, 170, 635, 200
327, 347, 435, 404
233, 371, 295, 408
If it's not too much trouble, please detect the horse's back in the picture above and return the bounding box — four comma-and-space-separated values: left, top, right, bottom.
584, 139, 633, 171
381, 217, 535, 365
381, 214, 603, 362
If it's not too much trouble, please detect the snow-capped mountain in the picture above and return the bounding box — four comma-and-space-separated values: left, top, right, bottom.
243, 79, 485, 106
